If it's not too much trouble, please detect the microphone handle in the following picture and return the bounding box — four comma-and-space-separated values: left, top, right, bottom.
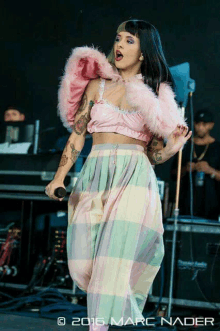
54, 187, 66, 198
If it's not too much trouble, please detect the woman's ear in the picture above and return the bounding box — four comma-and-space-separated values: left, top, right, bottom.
21, 113, 25, 121
139, 53, 144, 61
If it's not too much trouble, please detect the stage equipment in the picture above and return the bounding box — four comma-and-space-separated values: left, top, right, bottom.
149, 217, 220, 310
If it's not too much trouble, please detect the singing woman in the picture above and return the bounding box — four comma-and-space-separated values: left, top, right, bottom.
45, 19, 192, 331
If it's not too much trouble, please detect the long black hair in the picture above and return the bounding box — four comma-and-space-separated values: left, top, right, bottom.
107, 19, 176, 96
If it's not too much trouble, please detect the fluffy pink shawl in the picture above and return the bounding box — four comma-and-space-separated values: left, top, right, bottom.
58, 46, 188, 139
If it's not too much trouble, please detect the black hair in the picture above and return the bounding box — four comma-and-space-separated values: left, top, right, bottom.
107, 19, 176, 96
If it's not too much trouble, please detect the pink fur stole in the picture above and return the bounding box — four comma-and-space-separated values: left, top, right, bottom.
58, 46, 188, 139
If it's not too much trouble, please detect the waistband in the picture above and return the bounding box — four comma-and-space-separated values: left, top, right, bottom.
91, 143, 144, 152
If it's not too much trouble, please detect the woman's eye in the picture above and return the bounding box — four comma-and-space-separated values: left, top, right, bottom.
114, 37, 134, 44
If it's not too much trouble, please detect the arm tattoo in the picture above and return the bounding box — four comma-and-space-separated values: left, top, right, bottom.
89, 100, 94, 109
58, 141, 80, 167
147, 146, 163, 165
151, 150, 163, 164
152, 140, 159, 147
58, 140, 70, 167
145, 136, 164, 165
72, 95, 94, 136
72, 112, 90, 135
58, 154, 68, 167
70, 143, 80, 163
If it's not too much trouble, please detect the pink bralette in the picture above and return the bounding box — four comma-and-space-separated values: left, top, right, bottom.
87, 78, 154, 144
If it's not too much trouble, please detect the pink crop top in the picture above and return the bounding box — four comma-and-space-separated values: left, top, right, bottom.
87, 79, 154, 144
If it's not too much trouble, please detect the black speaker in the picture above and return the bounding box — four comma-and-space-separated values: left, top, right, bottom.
151, 217, 220, 308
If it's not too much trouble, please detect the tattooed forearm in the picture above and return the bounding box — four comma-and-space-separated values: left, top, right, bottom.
152, 140, 159, 147
70, 143, 80, 163
150, 149, 163, 165
53, 82, 96, 180
72, 112, 90, 135
58, 154, 68, 167
146, 145, 174, 165
146, 146, 162, 165
57, 141, 80, 171
144, 135, 166, 165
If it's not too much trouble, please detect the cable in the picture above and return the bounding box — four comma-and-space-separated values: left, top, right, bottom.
0, 291, 14, 299
0, 287, 69, 310
16, 255, 47, 297
189, 92, 194, 218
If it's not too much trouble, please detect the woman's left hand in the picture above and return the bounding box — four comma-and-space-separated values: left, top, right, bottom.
165, 125, 192, 156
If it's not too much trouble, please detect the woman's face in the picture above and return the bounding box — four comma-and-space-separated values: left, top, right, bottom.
113, 31, 142, 71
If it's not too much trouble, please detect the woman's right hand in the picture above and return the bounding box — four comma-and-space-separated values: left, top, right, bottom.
45, 179, 66, 201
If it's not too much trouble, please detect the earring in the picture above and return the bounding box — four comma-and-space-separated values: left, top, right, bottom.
139, 54, 144, 61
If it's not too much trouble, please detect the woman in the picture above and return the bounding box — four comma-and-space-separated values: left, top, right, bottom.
45, 20, 192, 331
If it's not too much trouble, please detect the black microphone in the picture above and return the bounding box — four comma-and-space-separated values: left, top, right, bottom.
54, 187, 66, 198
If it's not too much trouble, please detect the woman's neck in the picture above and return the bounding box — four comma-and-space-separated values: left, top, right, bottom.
117, 67, 141, 80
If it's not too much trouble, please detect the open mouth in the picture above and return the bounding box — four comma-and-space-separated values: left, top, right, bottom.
115, 50, 123, 60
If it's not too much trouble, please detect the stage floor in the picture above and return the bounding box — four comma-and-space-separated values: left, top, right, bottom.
0, 313, 124, 331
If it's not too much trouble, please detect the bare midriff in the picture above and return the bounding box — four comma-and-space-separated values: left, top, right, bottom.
91, 132, 146, 148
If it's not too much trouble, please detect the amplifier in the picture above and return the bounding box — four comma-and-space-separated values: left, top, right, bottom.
0, 135, 93, 196
0, 169, 77, 194
149, 217, 220, 309
0, 154, 88, 195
